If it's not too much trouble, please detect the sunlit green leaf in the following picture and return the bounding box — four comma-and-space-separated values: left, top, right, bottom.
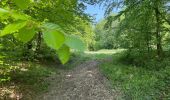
0, 21, 27, 37
65, 35, 86, 51
14, 0, 31, 9
15, 27, 36, 43
11, 12, 30, 20
58, 45, 70, 64
43, 30, 65, 50
0, 8, 10, 19
42, 23, 62, 31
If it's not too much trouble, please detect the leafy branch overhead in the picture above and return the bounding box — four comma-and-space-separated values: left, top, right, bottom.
0, 0, 86, 64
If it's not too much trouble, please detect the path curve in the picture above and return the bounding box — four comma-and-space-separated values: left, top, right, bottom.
36, 60, 118, 100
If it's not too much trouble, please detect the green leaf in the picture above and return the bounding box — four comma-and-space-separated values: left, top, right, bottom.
15, 27, 36, 43
14, 0, 31, 9
65, 35, 86, 51
11, 12, 30, 20
42, 23, 62, 31
58, 45, 70, 64
0, 8, 10, 19
42, 23, 60, 30
43, 30, 65, 50
0, 21, 27, 37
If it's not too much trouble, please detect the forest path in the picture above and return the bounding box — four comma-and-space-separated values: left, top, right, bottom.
36, 59, 118, 100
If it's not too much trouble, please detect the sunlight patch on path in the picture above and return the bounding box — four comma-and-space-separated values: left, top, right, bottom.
85, 49, 125, 55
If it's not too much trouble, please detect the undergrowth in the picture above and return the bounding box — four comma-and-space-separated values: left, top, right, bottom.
0, 61, 56, 100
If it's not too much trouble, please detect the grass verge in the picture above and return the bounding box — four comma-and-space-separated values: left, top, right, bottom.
99, 51, 170, 99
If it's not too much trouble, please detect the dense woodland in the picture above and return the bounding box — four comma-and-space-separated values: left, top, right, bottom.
0, 0, 170, 99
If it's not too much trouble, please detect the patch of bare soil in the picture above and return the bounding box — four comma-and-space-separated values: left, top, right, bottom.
36, 60, 120, 100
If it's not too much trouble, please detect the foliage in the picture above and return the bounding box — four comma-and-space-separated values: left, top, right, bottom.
0, 0, 88, 64
93, 17, 121, 50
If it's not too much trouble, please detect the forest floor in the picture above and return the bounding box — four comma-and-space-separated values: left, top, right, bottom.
36, 59, 121, 100
1, 49, 169, 99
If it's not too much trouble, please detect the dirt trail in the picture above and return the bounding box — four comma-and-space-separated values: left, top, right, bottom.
36, 60, 119, 100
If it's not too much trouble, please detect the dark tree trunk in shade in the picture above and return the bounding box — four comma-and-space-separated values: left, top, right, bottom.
35, 31, 42, 54
155, 5, 163, 59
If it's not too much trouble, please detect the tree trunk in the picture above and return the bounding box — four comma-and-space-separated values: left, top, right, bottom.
22, 41, 32, 60
146, 33, 151, 55
35, 31, 42, 55
155, 6, 163, 59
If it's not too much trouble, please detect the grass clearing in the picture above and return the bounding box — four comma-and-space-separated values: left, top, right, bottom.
99, 50, 170, 99
74, 49, 125, 60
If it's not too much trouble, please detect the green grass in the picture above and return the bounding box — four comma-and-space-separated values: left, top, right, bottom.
99, 51, 170, 100
73, 49, 125, 60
